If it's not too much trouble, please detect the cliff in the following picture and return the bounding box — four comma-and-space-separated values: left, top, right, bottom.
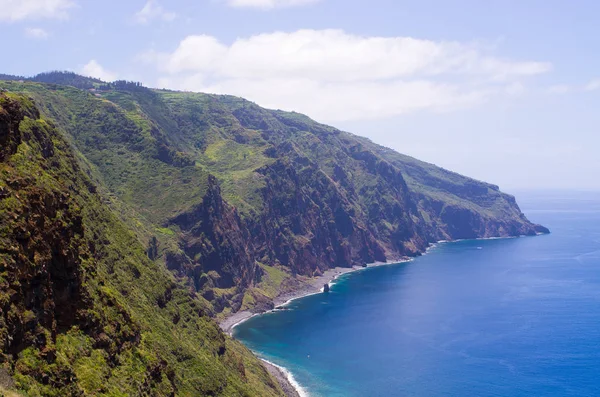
0, 92, 285, 396
0, 74, 549, 395
0, 78, 548, 320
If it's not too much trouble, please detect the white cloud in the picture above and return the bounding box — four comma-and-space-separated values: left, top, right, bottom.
227, 0, 321, 9
585, 79, 600, 91
0, 0, 74, 21
158, 30, 550, 81
134, 0, 176, 24
81, 60, 117, 82
158, 75, 491, 121
505, 82, 526, 96
144, 29, 551, 122
24, 27, 49, 39
544, 80, 600, 94
547, 84, 572, 94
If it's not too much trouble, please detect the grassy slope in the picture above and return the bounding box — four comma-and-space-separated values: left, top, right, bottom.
0, 77, 546, 394
0, 74, 543, 225
1, 81, 537, 232
0, 80, 545, 306
0, 82, 214, 300
6, 80, 544, 244
0, 82, 210, 224
156, 91, 531, 224
0, 93, 283, 396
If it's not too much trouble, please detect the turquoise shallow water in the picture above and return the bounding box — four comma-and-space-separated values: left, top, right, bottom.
234, 192, 600, 396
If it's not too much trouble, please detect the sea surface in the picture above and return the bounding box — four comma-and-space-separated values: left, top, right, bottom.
234, 192, 600, 396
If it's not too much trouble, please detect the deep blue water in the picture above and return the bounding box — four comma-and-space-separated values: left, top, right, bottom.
234, 192, 600, 396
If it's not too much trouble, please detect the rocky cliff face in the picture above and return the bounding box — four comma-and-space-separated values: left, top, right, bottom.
0, 92, 285, 396
0, 79, 548, 319
0, 95, 92, 363
1, 178, 91, 354
253, 152, 387, 274
236, 109, 545, 277
0, 94, 23, 161
168, 175, 260, 311
414, 192, 548, 241
264, 110, 549, 245
248, 142, 426, 276
0, 93, 141, 393
0, 76, 551, 395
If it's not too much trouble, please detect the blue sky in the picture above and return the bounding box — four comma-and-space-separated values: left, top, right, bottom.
2, 0, 600, 191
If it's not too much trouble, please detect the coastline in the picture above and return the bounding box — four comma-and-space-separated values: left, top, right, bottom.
220, 234, 542, 396
261, 359, 304, 397
219, 234, 540, 334
220, 259, 407, 335
219, 259, 410, 397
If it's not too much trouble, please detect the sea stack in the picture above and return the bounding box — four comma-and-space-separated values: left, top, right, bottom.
323, 283, 330, 293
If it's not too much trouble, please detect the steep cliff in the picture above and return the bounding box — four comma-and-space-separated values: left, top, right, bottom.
168, 175, 260, 312
0, 77, 548, 320
0, 92, 285, 396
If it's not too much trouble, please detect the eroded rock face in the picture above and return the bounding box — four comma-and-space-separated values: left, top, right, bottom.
0, 97, 90, 362
242, 141, 433, 276
251, 153, 388, 275
169, 175, 260, 292
414, 193, 549, 241
1, 186, 90, 354
0, 94, 23, 161
0, 95, 146, 393
0, 96, 95, 394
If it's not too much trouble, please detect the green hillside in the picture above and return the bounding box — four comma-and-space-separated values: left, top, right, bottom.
0, 92, 284, 396
0, 73, 547, 395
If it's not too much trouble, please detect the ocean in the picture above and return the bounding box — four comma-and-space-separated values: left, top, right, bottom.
233, 192, 600, 396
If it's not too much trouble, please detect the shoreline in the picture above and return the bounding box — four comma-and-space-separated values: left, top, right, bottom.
261, 359, 304, 397
219, 259, 407, 335
220, 234, 542, 396
220, 234, 542, 334
219, 258, 410, 397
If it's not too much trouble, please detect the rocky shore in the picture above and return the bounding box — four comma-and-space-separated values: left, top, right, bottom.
262, 360, 302, 397
219, 260, 405, 397
219, 264, 384, 335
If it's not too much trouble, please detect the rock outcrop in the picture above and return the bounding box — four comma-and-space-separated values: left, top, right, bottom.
0, 75, 550, 395
0, 92, 286, 396
0, 78, 549, 318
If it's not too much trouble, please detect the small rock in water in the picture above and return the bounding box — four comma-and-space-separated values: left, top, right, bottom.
323, 283, 330, 293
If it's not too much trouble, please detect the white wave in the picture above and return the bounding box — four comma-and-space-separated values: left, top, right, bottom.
261, 358, 310, 397
280, 290, 323, 308
229, 313, 261, 335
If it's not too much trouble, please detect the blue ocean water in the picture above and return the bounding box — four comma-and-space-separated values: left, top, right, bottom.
234, 192, 600, 397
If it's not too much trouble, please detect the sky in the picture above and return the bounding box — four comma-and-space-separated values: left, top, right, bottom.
2, 0, 600, 191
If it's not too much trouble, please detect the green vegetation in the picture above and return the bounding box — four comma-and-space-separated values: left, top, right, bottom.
0, 93, 284, 396
238, 264, 298, 313
0, 74, 547, 395
0, 77, 547, 295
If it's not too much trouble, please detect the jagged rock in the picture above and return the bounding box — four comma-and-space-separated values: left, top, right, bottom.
0, 90, 284, 397
147, 236, 158, 260
0, 78, 549, 315
0, 77, 552, 396
169, 175, 260, 290
323, 283, 330, 293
